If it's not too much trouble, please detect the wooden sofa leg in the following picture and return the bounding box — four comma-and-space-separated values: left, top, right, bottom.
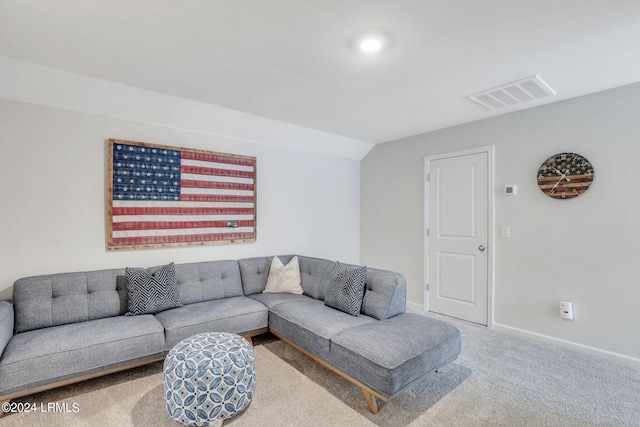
362, 389, 378, 414
244, 335, 253, 346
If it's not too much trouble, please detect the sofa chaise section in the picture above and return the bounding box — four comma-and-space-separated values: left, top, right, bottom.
329, 313, 462, 400
239, 255, 460, 413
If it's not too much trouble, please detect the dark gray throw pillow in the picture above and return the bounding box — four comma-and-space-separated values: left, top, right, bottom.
125, 262, 182, 315
324, 262, 367, 316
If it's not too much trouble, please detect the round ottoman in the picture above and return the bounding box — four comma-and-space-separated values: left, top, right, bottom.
163, 332, 256, 426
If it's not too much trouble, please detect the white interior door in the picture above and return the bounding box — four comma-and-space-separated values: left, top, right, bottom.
426, 150, 490, 325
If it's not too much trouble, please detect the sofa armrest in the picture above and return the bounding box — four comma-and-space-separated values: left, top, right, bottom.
0, 300, 14, 359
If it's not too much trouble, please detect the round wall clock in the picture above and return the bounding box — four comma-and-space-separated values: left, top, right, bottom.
537, 153, 594, 199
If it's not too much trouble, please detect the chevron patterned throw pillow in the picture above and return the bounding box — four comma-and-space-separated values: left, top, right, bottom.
125, 262, 182, 315
324, 262, 367, 316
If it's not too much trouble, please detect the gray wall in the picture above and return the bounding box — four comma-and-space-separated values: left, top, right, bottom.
361, 83, 640, 363
0, 98, 361, 300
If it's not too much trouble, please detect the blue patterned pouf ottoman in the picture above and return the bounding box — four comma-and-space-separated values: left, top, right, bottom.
163, 332, 256, 427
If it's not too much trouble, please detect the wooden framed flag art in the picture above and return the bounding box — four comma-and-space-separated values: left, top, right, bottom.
107, 139, 257, 250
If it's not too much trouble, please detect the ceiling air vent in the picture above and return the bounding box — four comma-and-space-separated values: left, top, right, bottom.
468, 75, 556, 110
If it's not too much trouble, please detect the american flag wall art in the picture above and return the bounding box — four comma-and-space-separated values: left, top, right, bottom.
107, 139, 256, 249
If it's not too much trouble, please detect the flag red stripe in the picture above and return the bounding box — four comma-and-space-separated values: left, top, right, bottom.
112, 207, 254, 216
179, 194, 255, 203
112, 232, 256, 246
181, 165, 255, 179
181, 151, 255, 167
113, 220, 254, 231
181, 179, 254, 191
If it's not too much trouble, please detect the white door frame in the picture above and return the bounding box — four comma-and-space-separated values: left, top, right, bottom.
424, 146, 495, 328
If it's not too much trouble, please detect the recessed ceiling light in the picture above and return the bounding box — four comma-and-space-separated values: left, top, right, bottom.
359, 37, 384, 53
349, 31, 390, 54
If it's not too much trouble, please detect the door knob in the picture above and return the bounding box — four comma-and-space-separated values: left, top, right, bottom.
478, 245, 486, 252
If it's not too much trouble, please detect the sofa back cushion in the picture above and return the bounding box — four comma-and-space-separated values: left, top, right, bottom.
238, 255, 406, 320
314, 259, 407, 320
360, 267, 407, 320
298, 257, 407, 319
238, 255, 331, 298
238, 256, 287, 295
13, 268, 128, 333
172, 260, 243, 305
298, 256, 334, 299
12, 260, 244, 333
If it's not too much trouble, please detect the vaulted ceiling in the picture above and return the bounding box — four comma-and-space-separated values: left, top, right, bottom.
1, 1, 639, 147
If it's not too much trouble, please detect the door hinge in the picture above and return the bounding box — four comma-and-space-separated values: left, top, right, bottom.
426, 283, 430, 291
425, 228, 429, 237
425, 173, 430, 181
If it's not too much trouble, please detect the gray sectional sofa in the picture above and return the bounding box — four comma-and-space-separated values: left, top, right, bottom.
0, 255, 461, 414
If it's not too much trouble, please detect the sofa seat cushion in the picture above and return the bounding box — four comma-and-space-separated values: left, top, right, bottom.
155, 296, 268, 350
0, 314, 164, 396
248, 292, 312, 310
269, 299, 375, 358
328, 313, 461, 398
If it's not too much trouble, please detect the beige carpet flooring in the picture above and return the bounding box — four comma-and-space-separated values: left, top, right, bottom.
1, 314, 638, 426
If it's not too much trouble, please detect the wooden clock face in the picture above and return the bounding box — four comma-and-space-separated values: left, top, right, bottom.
537, 153, 594, 199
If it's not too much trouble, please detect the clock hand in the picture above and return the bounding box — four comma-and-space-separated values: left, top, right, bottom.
548, 170, 571, 194
551, 167, 571, 181
548, 179, 562, 194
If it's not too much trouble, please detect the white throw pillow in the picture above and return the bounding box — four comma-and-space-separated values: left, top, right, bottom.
263, 256, 303, 295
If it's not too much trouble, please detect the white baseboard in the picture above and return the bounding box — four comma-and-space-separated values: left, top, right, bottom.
404, 302, 639, 367
493, 322, 640, 367
406, 301, 425, 314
